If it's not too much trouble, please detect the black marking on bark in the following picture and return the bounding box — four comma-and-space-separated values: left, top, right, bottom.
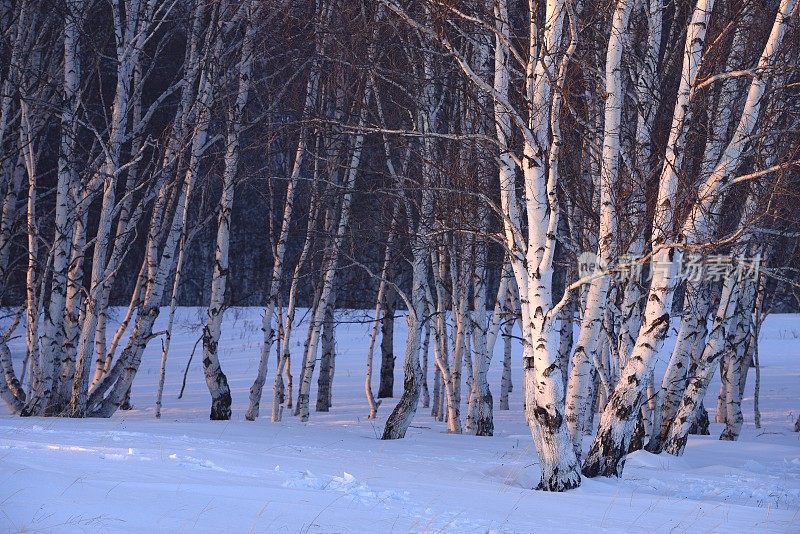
533, 405, 562, 429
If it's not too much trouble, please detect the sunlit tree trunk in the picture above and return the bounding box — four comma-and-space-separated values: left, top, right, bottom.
659, 0, 797, 455
647, 284, 711, 452
271, 157, 324, 422
565, 0, 630, 458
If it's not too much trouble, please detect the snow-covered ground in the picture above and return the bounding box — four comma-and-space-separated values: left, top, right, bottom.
1, 308, 798, 532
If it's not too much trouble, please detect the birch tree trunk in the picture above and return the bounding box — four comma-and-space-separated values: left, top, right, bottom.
490, 0, 582, 490
245, 74, 320, 421
381, 27, 437, 436
381, 199, 430, 438
719, 281, 754, 441
271, 170, 323, 422
247, 1, 332, 420
647, 283, 711, 452
72, 0, 176, 417
659, 0, 797, 452
87, 3, 219, 418
200, 1, 258, 421
364, 204, 399, 418
616, 0, 661, 372
565, 0, 630, 457
191, 32, 232, 421
430, 245, 461, 434
662, 273, 742, 454
315, 296, 336, 411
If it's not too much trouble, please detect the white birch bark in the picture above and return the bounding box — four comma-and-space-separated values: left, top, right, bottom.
246, 4, 331, 420
430, 245, 461, 434
87, 3, 220, 417
71, 0, 138, 415
719, 278, 755, 441
467, 256, 510, 435
70, 0, 175, 417
381, 28, 437, 437
185, 28, 232, 420
381, 183, 431, 438
20, 108, 39, 405
698, 1, 755, 183
616, 0, 662, 370
596, 0, 795, 464
360, 73, 412, 411
0, 329, 23, 412
245, 109, 313, 421
270, 170, 323, 422
56, 199, 86, 413
488, 0, 582, 490
92, 99, 147, 388
315, 294, 337, 412
421, 311, 431, 409
154, 206, 191, 418
662, 272, 742, 454
93, 260, 145, 387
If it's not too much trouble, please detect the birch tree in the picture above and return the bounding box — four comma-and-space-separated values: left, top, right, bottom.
582, 0, 715, 477
244, 1, 330, 419
22, 0, 83, 416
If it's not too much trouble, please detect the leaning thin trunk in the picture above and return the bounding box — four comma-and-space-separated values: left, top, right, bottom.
663, 274, 744, 454
296, 84, 370, 421
647, 283, 711, 452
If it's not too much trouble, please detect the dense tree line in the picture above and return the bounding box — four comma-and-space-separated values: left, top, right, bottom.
0, 0, 798, 491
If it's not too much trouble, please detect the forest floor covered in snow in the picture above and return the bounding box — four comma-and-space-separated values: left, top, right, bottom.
1, 308, 799, 533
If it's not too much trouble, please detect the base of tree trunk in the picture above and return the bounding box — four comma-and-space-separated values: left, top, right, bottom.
210, 394, 232, 420
628, 411, 646, 453
582, 428, 628, 478
537, 464, 582, 491
689, 404, 710, 435
474, 411, 494, 437
382, 375, 420, 440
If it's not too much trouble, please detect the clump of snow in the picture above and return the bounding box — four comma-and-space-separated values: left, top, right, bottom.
283, 470, 408, 506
